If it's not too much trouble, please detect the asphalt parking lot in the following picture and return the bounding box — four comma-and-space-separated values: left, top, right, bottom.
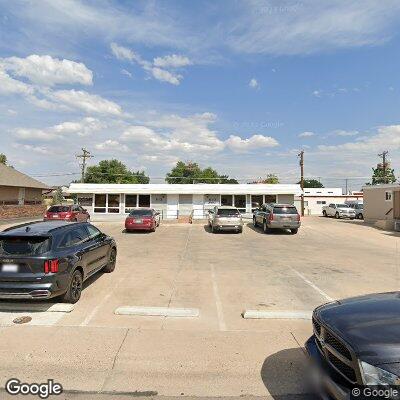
0, 216, 398, 399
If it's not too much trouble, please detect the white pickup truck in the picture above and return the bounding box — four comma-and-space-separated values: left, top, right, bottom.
322, 203, 356, 219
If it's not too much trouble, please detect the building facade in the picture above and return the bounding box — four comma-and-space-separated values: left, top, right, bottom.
67, 183, 302, 219
363, 184, 400, 230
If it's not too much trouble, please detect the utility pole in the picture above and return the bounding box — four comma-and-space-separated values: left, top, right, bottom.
378, 150, 389, 184
298, 150, 304, 216
76, 148, 93, 183
345, 178, 348, 195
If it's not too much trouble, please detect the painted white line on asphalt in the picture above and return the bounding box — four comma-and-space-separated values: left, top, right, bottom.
80, 276, 125, 326
211, 264, 226, 331
242, 310, 312, 320
0, 303, 74, 313
291, 268, 334, 302
115, 306, 199, 317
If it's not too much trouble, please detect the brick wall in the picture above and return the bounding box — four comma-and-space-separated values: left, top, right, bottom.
0, 204, 47, 220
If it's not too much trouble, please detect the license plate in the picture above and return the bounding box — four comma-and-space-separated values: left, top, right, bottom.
52, 215, 59, 218
2, 264, 18, 273
134, 219, 143, 223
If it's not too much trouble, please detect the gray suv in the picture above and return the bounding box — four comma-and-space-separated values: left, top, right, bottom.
253, 203, 301, 234
208, 206, 243, 233
348, 202, 364, 219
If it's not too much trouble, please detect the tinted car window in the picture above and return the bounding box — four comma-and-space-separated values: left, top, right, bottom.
273, 207, 298, 214
336, 204, 348, 208
217, 208, 240, 216
86, 225, 101, 239
48, 206, 70, 213
59, 227, 89, 248
0, 236, 51, 256
129, 210, 152, 217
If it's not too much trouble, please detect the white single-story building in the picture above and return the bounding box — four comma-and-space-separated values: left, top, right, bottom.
67, 183, 302, 219
295, 188, 363, 215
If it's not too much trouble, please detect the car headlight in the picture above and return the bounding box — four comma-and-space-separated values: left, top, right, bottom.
360, 361, 400, 386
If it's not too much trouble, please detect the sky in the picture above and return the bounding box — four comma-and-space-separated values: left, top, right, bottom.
1, 0, 400, 190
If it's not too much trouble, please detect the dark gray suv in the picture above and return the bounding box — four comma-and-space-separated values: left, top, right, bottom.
0, 221, 116, 303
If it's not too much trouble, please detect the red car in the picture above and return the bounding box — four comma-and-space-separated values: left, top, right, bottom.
44, 205, 90, 222
125, 208, 160, 232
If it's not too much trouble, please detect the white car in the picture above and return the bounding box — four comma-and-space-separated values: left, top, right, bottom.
322, 203, 356, 219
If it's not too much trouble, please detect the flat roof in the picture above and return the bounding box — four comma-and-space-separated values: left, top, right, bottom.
68, 183, 302, 196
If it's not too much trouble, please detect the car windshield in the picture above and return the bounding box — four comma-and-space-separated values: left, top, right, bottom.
129, 210, 152, 217
336, 204, 348, 208
273, 207, 298, 214
217, 209, 240, 216
0, 236, 51, 256
48, 206, 70, 213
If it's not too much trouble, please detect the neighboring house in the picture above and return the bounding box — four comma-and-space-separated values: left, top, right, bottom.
363, 184, 400, 230
67, 183, 302, 220
295, 188, 363, 215
0, 163, 49, 205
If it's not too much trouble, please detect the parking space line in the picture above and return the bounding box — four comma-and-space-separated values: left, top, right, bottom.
115, 306, 199, 317
211, 264, 226, 331
80, 276, 125, 326
291, 268, 334, 302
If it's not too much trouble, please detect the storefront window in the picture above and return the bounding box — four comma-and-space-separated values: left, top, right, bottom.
265, 195, 277, 204
234, 195, 246, 212
94, 194, 106, 213
107, 194, 120, 213
251, 195, 263, 211
138, 194, 150, 207
125, 195, 137, 213
221, 195, 233, 206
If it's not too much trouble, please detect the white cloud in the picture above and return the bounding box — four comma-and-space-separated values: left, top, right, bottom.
14, 117, 104, 142
313, 90, 322, 97
13, 143, 50, 155
151, 67, 181, 85
332, 129, 359, 137
110, 43, 188, 85
48, 89, 122, 115
110, 42, 137, 62
249, 78, 258, 89
95, 139, 129, 152
299, 131, 315, 138
0, 55, 93, 86
153, 54, 191, 68
225, 134, 279, 152
121, 69, 132, 78
0, 70, 33, 95
317, 125, 400, 153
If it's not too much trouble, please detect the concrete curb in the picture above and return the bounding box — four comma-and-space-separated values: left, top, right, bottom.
115, 306, 200, 317
0, 303, 74, 313
242, 310, 312, 320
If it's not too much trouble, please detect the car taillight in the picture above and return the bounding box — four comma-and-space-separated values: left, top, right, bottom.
268, 213, 274, 221
44, 259, 59, 274
296, 214, 300, 221
65, 213, 72, 219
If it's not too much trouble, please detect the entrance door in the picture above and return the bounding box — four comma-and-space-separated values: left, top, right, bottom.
178, 194, 193, 216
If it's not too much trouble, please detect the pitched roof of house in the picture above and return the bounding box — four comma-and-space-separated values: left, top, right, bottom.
0, 163, 50, 190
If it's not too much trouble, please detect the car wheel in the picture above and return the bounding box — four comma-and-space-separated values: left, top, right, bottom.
103, 248, 117, 273
291, 228, 298, 234
150, 225, 156, 232
211, 225, 217, 233
359, 213, 363, 220
238, 227, 243, 234
61, 269, 83, 304
263, 220, 269, 233
253, 217, 257, 227
322, 210, 327, 217
335, 212, 340, 219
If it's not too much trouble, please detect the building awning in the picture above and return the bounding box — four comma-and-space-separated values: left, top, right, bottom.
68, 183, 302, 196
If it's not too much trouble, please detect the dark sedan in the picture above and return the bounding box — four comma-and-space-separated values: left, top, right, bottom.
306, 292, 400, 399
0, 221, 116, 303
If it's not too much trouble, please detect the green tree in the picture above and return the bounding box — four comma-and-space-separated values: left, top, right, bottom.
84, 159, 149, 184
370, 163, 396, 185
165, 161, 237, 184
298, 179, 324, 188
0, 153, 7, 165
